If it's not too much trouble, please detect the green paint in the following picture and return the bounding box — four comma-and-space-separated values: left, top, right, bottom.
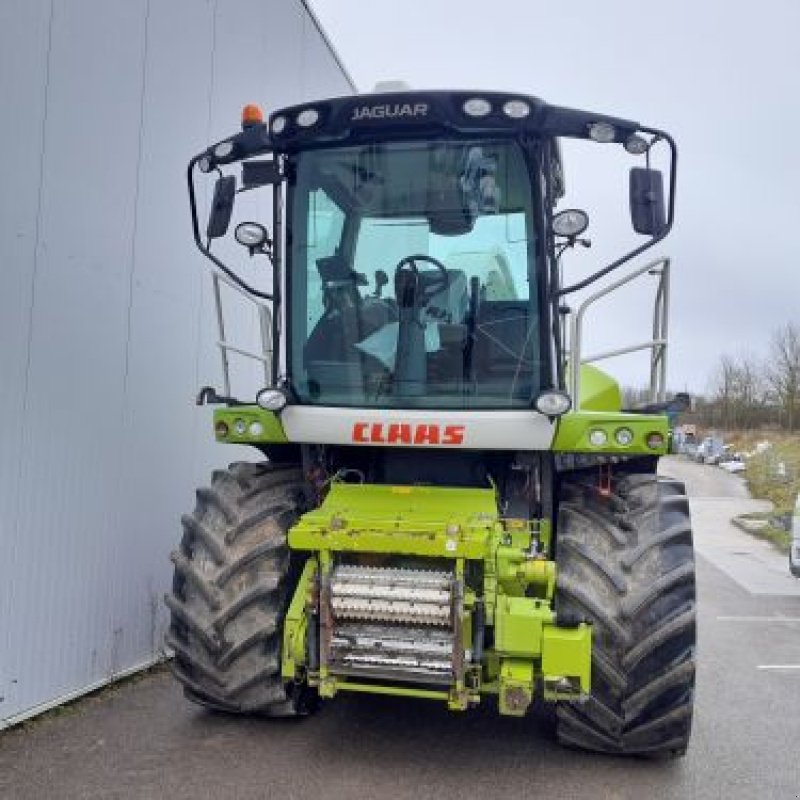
330, 681, 450, 701
498, 658, 534, 716
281, 558, 317, 680
289, 482, 500, 558
578, 363, 622, 411
279, 482, 593, 710
496, 546, 556, 599
495, 596, 549, 657
553, 410, 669, 454
213, 406, 288, 444
541, 623, 592, 699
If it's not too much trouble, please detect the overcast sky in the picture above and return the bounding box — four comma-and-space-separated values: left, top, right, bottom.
309, 0, 800, 394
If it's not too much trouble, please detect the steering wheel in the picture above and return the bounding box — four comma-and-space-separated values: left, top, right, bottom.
393, 255, 449, 308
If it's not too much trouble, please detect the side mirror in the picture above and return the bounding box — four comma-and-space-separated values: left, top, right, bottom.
629, 168, 667, 236
206, 175, 236, 239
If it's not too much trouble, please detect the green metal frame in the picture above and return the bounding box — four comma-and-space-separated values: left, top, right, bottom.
552, 410, 669, 455
281, 480, 592, 714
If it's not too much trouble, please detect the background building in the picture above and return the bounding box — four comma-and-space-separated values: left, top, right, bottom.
0, 0, 354, 727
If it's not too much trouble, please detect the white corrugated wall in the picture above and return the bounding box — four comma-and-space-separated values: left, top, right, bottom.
0, 0, 354, 727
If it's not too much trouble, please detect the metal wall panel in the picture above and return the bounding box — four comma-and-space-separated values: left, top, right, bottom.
0, 0, 354, 726
0, 0, 53, 712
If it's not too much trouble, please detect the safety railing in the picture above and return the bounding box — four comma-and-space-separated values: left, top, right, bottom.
212, 271, 273, 398
568, 256, 670, 408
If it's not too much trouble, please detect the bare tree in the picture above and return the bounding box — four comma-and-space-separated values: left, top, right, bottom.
766, 322, 800, 431
733, 353, 766, 428
707, 352, 768, 429
711, 354, 739, 429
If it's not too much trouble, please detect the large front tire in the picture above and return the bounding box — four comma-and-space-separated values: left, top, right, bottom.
165, 462, 316, 716
555, 469, 696, 757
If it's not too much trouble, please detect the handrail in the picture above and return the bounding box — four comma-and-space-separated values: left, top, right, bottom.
568, 257, 670, 408
212, 271, 273, 398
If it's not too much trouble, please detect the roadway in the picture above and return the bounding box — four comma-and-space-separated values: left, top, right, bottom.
1, 457, 799, 799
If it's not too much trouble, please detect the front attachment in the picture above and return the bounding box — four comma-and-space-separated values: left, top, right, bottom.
282, 482, 591, 714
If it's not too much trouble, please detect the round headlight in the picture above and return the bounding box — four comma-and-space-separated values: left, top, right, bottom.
624, 134, 649, 155
588, 429, 608, 447
463, 97, 492, 117
234, 222, 268, 249
534, 390, 572, 417
502, 99, 531, 119
614, 427, 634, 446
213, 140, 234, 158
588, 122, 616, 143
248, 421, 264, 437
257, 387, 288, 412
233, 419, 247, 436
271, 115, 287, 135
297, 108, 319, 128
552, 208, 589, 238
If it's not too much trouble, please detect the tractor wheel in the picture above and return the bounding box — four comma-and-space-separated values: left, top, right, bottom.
555, 469, 696, 757
165, 462, 317, 716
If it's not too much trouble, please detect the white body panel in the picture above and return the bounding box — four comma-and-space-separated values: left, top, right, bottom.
280, 406, 556, 450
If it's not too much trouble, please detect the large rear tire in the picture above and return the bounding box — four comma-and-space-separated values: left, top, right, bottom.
165, 462, 317, 716
555, 469, 696, 757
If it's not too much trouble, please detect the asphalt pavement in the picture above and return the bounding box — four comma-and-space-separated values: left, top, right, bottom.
1, 457, 799, 800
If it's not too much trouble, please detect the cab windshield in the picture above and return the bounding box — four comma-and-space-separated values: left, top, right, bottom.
289, 139, 541, 408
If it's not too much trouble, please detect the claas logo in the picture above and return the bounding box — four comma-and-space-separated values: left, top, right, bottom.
352, 422, 465, 446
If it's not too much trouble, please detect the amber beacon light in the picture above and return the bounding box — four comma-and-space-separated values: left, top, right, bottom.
241, 103, 264, 127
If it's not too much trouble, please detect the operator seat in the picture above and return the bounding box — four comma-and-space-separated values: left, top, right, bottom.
304, 255, 399, 393
472, 300, 535, 384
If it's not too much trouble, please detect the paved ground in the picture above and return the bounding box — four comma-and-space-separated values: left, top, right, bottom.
1, 457, 799, 799
661, 458, 800, 598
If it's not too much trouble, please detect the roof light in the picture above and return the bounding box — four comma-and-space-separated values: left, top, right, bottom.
213, 140, 234, 158
241, 103, 264, 127
588, 122, 616, 143
534, 390, 572, 417
463, 97, 491, 117
296, 108, 320, 128
502, 99, 531, 119
271, 115, 287, 135
257, 387, 288, 412
624, 134, 649, 155
197, 155, 212, 173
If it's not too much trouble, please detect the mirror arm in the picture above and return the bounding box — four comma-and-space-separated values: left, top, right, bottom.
187, 156, 275, 301
553, 127, 676, 299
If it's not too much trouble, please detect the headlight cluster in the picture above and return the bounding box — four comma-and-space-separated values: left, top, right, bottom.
462, 97, 531, 120
586, 427, 665, 450
216, 418, 266, 440
271, 106, 320, 136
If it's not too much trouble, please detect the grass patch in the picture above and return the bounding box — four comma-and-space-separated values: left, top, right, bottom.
733, 511, 792, 555
749, 523, 791, 555
728, 431, 800, 509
